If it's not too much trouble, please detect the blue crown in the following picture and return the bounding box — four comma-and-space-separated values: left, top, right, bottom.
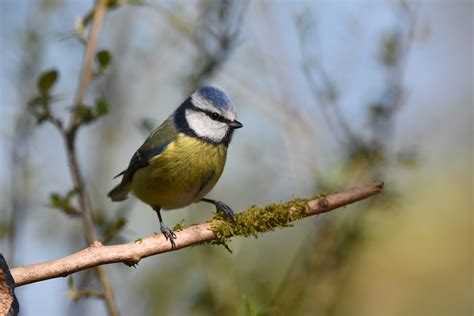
197, 86, 231, 110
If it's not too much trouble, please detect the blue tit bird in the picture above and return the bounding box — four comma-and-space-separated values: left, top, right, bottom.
108, 86, 243, 248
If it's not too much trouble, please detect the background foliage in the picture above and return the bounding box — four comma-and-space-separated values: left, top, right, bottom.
0, 0, 472, 315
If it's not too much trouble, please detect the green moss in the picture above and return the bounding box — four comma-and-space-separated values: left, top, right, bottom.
172, 219, 186, 232
209, 197, 312, 247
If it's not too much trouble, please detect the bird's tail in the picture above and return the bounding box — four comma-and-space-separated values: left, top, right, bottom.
107, 181, 131, 202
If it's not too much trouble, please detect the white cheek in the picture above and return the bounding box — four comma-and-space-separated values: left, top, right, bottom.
186, 110, 228, 142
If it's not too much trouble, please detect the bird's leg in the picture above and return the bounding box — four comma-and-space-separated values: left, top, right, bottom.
153, 206, 177, 249
201, 198, 237, 222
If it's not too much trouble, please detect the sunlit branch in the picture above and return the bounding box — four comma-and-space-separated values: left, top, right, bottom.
11, 182, 383, 287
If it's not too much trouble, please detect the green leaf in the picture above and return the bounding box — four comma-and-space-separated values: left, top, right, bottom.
49, 189, 80, 216
37, 69, 58, 95
95, 98, 109, 116
27, 95, 53, 125
74, 105, 95, 123
96, 50, 112, 70
27, 96, 47, 108
50, 193, 63, 208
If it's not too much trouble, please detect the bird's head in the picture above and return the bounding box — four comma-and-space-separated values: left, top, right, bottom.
176, 86, 243, 145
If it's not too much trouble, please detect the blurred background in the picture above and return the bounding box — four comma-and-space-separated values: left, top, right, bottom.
0, 0, 472, 315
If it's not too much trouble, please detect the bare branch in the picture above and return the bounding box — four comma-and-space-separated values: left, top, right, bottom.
58, 0, 119, 314
11, 182, 383, 287
71, 0, 107, 126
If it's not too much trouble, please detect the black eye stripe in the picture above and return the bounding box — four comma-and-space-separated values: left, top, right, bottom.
189, 105, 232, 124
206, 111, 227, 123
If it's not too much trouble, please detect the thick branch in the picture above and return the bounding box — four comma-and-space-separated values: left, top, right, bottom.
0, 255, 19, 315
11, 182, 383, 287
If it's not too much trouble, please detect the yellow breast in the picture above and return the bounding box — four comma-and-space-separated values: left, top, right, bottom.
131, 133, 227, 209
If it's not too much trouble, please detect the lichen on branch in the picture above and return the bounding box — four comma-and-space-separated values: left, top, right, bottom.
210, 197, 313, 246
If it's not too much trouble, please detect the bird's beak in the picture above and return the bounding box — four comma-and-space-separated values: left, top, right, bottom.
229, 120, 243, 129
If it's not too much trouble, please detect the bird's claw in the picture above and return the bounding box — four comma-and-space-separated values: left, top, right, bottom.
215, 201, 237, 223
160, 225, 177, 249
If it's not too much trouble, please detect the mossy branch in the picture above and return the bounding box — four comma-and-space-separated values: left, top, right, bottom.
10, 182, 383, 287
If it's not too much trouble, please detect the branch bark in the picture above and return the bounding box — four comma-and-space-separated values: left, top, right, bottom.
0, 255, 19, 315
11, 182, 383, 287
60, 0, 119, 314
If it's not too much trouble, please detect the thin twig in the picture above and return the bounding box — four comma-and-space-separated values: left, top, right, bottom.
11, 182, 383, 287
71, 0, 107, 128
58, 0, 119, 314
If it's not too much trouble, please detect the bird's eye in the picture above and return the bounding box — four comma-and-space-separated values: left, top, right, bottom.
211, 112, 219, 119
